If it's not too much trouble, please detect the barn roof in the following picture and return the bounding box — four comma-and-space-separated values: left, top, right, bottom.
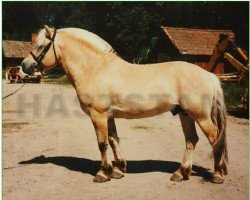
161, 26, 235, 56
2, 40, 35, 59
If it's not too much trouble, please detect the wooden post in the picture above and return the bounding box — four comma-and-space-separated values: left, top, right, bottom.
236, 47, 248, 63
224, 53, 248, 73
209, 35, 231, 73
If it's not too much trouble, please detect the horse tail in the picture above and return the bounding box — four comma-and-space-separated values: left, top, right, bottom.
210, 74, 228, 163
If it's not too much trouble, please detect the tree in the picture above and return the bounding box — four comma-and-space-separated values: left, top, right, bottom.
2, 2, 248, 61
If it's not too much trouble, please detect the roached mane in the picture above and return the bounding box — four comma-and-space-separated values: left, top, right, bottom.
36, 29, 47, 47
35, 27, 116, 54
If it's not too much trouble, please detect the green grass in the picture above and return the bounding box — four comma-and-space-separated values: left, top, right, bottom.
221, 82, 248, 119
222, 82, 247, 108
43, 75, 71, 85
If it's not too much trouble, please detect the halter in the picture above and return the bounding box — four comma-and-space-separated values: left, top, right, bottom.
30, 28, 59, 71
4, 29, 59, 100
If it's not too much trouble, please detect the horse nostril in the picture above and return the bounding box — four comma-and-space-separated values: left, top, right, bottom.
22, 62, 32, 75
21, 62, 27, 72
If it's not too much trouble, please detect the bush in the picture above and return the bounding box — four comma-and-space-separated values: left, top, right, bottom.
222, 82, 247, 109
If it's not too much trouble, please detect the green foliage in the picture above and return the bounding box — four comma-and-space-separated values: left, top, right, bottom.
2, 2, 41, 40
222, 82, 247, 108
2, 2, 248, 61
45, 67, 65, 77
43, 75, 70, 85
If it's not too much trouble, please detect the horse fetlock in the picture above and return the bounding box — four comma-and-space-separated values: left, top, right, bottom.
94, 164, 113, 183
215, 160, 228, 176
170, 170, 183, 182
171, 165, 192, 182
212, 174, 224, 184
113, 159, 127, 173
180, 165, 192, 179
101, 163, 113, 176
220, 160, 228, 175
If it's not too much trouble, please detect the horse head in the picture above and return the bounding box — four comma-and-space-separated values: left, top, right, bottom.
22, 25, 59, 75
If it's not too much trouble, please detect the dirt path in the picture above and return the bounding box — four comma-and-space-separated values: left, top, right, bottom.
2, 80, 249, 200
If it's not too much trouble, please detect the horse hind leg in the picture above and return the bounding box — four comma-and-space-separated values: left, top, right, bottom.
108, 118, 126, 179
171, 113, 199, 182
196, 117, 227, 184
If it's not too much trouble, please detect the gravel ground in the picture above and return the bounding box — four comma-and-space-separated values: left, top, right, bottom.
2, 80, 249, 200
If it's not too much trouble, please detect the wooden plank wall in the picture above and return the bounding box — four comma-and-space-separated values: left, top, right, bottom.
195, 62, 224, 74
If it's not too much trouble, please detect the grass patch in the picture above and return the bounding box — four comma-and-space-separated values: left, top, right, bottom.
222, 82, 247, 108
43, 75, 71, 85
3, 122, 29, 130
222, 82, 248, 118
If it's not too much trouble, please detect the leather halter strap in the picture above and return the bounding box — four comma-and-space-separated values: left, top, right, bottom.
30, 28, 59, 71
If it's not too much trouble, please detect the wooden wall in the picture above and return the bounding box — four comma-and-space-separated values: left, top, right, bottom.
153, 32, 225, 74
195, 61, 225, 74
156, 53, 225, 74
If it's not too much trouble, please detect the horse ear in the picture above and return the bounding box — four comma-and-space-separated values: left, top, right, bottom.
44, 25, 52, 38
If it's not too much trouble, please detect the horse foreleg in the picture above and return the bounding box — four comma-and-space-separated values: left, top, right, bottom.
171, 113, 199, 182
108, 118, 126, 179
91, 113, 113, 182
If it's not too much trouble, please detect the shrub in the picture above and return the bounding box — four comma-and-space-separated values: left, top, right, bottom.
222, 81, 247, 109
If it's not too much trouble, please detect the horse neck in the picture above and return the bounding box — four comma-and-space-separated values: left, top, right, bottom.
56, 34, 125, 87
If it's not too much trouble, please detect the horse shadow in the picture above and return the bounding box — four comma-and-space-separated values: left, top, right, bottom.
19, 155, 213, 181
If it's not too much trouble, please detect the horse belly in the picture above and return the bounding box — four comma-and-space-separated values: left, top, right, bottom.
110, 99, 176, 119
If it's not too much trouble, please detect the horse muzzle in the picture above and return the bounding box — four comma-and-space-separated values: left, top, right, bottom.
21, 59, 37, 75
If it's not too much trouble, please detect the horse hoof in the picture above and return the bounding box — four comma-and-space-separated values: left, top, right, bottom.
170, 173, 183, 182
111, 168, 124, 179
93, 174, 110, 183
211, 176, 224, 184
113, 160, 127, 173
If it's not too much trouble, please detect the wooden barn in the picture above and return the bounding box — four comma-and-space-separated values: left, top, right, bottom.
2, 34, 37, 69
151, 26, 235, 74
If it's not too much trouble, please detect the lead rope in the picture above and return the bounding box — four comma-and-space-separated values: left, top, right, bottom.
2, 72, 34, 100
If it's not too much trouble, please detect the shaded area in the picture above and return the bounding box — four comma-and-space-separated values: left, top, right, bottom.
19, 155, 213, 181
228, 109, 249, 119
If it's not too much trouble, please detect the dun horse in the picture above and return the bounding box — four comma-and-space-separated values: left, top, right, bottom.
22, 25, 228, 184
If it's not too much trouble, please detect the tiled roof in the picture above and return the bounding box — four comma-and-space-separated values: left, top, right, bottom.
161, 26, 235, 55
2, 40, 35, 58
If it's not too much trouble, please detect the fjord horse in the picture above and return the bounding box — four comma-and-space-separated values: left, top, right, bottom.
22, 25, 228, 184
